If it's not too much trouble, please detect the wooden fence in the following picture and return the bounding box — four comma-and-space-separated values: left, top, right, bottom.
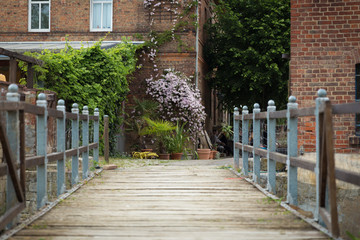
233, 89, 360, 238
0, 84, 99, 230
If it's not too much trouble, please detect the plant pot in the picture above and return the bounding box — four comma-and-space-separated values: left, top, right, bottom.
197, 149, 211, 160
171, 153, 183, 160
141, 149, 152, 152
210, 150, 218, 159
158, 153, 170, 160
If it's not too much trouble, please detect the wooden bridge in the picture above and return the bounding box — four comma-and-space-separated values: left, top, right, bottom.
1, 83, 360, 239
8, 162, 328, 240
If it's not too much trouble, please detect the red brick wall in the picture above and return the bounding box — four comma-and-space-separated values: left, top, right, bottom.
291, 0, 360, 153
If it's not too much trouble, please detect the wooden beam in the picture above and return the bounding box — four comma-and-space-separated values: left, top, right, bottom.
26, 63, 34, 88
9, 57, 17, 83
0, 48, 44, 66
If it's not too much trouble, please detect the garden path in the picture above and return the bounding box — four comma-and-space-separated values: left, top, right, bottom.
10, 159, 328, 240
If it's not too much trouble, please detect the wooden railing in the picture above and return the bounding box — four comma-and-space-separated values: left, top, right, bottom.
233, 89, 360, 238
0, 84, 100, 230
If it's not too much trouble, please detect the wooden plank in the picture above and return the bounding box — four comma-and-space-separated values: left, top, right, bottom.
79, 114, 88, 121
254, 147, 267, 157
335, 168, 360, 187
290, 107, 315, 117
66, 112, 78, 120
23, 102, 45, 115
78, 145, 88, 154
289, 157, 315, 172
26, 63, 34, 88
269, 110, 287, 119
25, 155, 45, 168
19, 110, 26, 200
234, 115, 241, 121
65, 148, 77, 158
88, 142, 98, 150
332, 102, 360, 114
9, 57, 17, 83
254, 112, 267, 120
89, 115, 99, 121
0, 47, 44, 66
48, 108, 64, 119
0, 101, 22, 111
0, 202, 26, 230
243, 114, 252, 120
269, 152, 287, 164
47, 152, 64, 163
0, 163, 7, 177
11, 165, 328, 240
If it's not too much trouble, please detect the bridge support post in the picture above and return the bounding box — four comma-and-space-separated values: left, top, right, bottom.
36, 93, 48, 209
267, 100, 276, 194
5, 84, 20, 226
71, 103, 79, 185
94, 108, 99, 162
82, 106, 89, 179
56, 100, 66, 196
242, 106, 249, 176
253, 103, 261, 183
233, 107, 239, 170
315, 89, 329, 221
287, 96, 298, 205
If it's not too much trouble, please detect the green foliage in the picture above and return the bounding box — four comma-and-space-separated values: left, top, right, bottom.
19, 39, 138, 154
166, 121, 189, 153
205, 0, 290, 110
140, 117, 176, 153
347, 231, 360, 240
221, 123, 233, 139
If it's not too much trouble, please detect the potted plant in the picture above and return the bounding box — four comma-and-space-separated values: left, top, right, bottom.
166, 122, 189, 160
140, 117, 175, 159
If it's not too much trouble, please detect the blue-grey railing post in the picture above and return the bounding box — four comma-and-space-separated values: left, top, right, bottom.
315, 89, 328, 221
56, 99, 66, 196
36, 93, 48, 209
5, 84, 20, 220
242, 106, 249, 176
71, 103, 79, 185
94, 108, 99, 162
233, 107, 240, 170
287, 96, 298, 205
82, 106, 89, 179
267, 100, 276, 193
253, 103, 261, 183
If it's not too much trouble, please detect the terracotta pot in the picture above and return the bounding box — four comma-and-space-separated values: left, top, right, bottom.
210, 150, 218, 159
171, 153, 183, 160
141, 149, 152, 152
158, 153, 170, 160
197, 149, 211, 160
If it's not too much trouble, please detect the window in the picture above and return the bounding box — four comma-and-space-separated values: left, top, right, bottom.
29, 0, 50, 32
356, 64, 360, 135
91, 0, 113, 31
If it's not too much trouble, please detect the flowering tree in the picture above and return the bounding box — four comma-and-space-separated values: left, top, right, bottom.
146, 69, 206, 139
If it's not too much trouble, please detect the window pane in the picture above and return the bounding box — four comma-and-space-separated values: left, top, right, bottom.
41, 3, 49, 29
31, 4, 40, 29
93, 3, 102, 29
103, 3, 111, 29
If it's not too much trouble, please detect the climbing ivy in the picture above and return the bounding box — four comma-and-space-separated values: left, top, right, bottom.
19, 38, 139, 154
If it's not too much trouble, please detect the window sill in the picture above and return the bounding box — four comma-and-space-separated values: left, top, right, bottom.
90, 29, 112, 32
349, 136, 360, 146
28, 29, 51, 33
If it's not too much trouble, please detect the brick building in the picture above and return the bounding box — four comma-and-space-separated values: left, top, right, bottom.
0, 0, 222, 152
291, 0, 360, 154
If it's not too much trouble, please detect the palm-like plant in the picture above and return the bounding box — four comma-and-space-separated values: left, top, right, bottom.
166, 122, 189, 154
140, 117, 175, 153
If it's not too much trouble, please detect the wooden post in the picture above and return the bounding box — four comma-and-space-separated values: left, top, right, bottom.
9, 58, 17, 84
26, 63, 34, 88
242, 106, 249, 176
56, 99, 66, 196
233, 107, 240, 170
104, 115, 109, 163
71, 103, 79, 185
94, 108, 99, 162
253, 103, 261, 183
5, 84, 20, 226
287, 96, 298, 206
36, 93, 48, 209
82, 106, 89, 179
315, 89, 329, 221
267, 100, 276, 194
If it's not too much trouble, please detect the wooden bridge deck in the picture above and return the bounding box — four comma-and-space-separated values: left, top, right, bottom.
10, 163, 328, 240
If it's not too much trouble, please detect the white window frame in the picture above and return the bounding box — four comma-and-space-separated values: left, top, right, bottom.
28, 0, 51, 32
90, 0, 113, 32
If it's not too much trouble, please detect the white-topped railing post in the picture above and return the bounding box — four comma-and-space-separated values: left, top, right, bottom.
233, 107, 240, 170
287, 96, 298, 205
56, 99, 66, 196
36, 93, 48, 209
94, 108, 99, 162
315, 89, 329, 221
82, 106, 89, 179
5, 84, 20, 220
267, 100, 276, 194
71, 103, 79, 185
242, 106, 249, 176
253, 103, 261, 183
